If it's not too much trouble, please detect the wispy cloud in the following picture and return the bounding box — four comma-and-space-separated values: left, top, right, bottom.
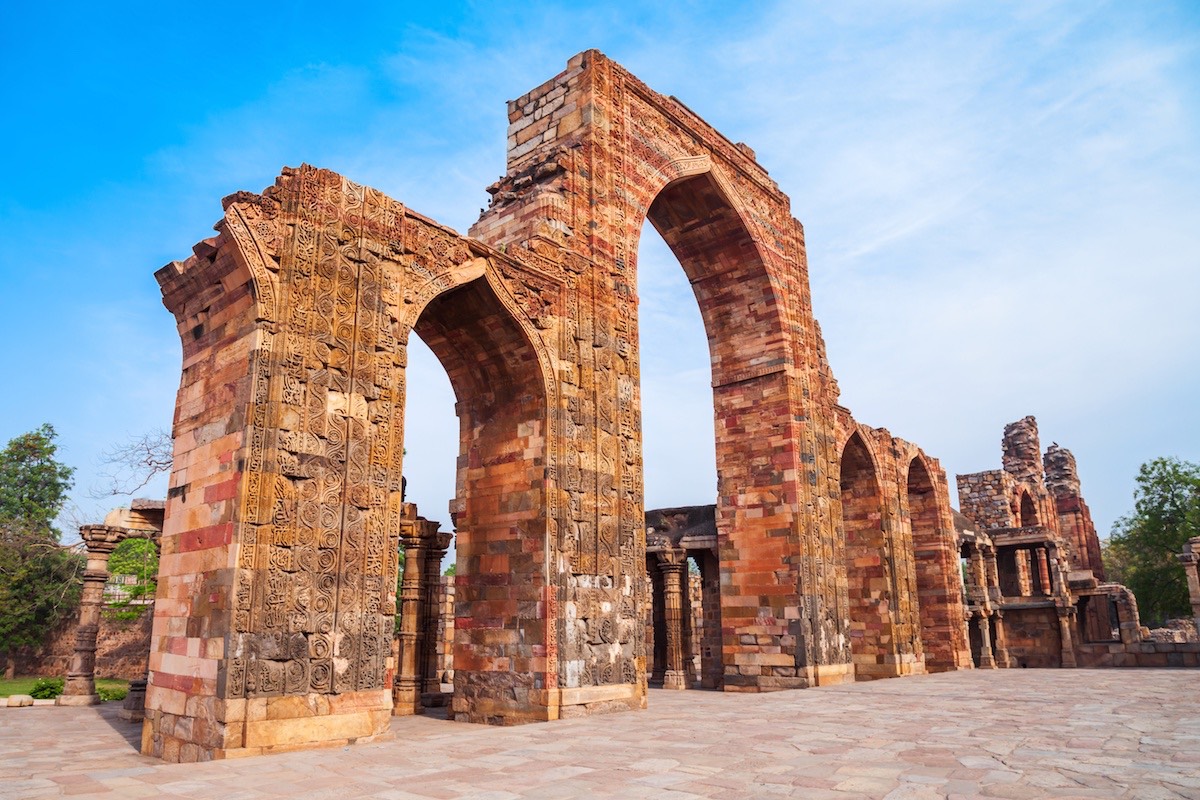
0, 1, 1195, 542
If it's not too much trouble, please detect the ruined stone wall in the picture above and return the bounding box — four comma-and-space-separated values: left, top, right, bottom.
1044, 444, 1104, 577
15, 610, 153, 680
1076, 642, 1200, 668
1002, 607, 1062, 668
957, 471, 1018, 531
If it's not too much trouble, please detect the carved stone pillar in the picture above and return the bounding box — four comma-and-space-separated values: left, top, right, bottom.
967, 547, 987, 604
59, 526, 120, 706
984, 548, 1002, 604
698, 550, 723, 690
976, 612, 996, 669
992, 610, 1011, 668
1057, 607, 1077, 668
394, 508, 433, 715
422, 531, 453, 695
657, 550, 688, 690
1179, 538, 1200, 632
1036, 548, 1053, 596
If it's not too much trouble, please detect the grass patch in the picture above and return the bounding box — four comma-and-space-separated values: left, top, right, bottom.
0, 676, 130, 700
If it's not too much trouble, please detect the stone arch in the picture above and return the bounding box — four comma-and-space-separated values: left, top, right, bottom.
636, 167, 790, 689
472, 49, 853, 691
905, 455, 968, 671
839, 432, 898, 679
147, 166, 582, 759
407, 273, 553, 722
1018, 489, 1039, 527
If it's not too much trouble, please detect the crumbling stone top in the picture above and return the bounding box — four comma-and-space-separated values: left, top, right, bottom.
1043, 444, 1081, 498
645, 505, 716, 550
1001, 416, 1043, 485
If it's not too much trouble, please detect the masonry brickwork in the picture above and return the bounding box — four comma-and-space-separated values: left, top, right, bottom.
145, 50, 970, 762
957, 416, 1200, 671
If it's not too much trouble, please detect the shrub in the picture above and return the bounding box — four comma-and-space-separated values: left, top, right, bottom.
97, 685, 127, 702
29, 677, 64, 699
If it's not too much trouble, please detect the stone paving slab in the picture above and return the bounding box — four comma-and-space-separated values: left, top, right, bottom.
1, 670, 1197, 799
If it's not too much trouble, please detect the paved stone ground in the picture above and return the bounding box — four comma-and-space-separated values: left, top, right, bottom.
1, 670, 1197, 799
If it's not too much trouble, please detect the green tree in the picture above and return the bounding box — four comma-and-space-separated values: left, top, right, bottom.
1105, 457, 1200, 626
107, 537, 158, 583
105, 537, 159, 621
0, 424, 75, 534
0, 425, 81, 678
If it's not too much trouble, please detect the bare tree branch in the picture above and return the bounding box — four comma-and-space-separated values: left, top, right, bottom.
89, 429, 174, 499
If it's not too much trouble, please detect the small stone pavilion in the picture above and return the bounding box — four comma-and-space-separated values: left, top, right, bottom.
957, 417, 1199, 669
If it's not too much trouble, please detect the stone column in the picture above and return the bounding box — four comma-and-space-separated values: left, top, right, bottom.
1057, 607, 1077, 668
422, 531, 453, 695
967, 547, 987, 605
976, 612, 996, 669
699, 550, 723, 690
984, 548, 1002, 604
657, 550, 689, 690
59, 526, 121, 706
992, 610, 1011, 668
1179, 538, 1200, 632
394, 512, 430, 716
1036, 548, 1053, 596
1016, 549, 1033, 596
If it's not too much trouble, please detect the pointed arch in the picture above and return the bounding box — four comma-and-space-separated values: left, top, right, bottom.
906, 454, 966, 671
839, 431, 897, 680
409, 275, 552, 721
634, 166, 798, 691
1018, 489, 1039, 528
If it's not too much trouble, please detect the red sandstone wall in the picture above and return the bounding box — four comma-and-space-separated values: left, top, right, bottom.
15, 611, 153, 680
1001, 608, 1062, 668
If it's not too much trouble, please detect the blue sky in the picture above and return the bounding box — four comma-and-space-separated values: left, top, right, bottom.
2, 1, 1197, 551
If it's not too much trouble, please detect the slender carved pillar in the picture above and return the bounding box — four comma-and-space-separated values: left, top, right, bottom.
59, 526, 120, 706
1036, 548, 1053, 596
394, 509, 432, 716
1057, 607, 1077, 668
967, 547, 987, 604
992, 610, 1011, 668
976, 612, 996, 669
648, 559, 666, 685
984, 548, 1002, 603
422, 531, 453, 695
658, 550, 689, 690
699, 550, 723, 689
1178, 538, 1200, 632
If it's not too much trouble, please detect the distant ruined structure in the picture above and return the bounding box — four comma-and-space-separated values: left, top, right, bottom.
133, 50, 1188, 764
957, 417, 1200, 669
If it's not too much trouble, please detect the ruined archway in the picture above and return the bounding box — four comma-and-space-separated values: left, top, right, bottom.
411, 275, 551, 721
1019, 490, 1039, 527
146, 50, 972, 762
907, 456, 968, 671
146, 167, 605, 760
639, 169, 786, 691
839, 433, 897, 680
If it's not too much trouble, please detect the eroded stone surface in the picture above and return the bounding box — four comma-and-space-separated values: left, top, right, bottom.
4, 671, 1198, 798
